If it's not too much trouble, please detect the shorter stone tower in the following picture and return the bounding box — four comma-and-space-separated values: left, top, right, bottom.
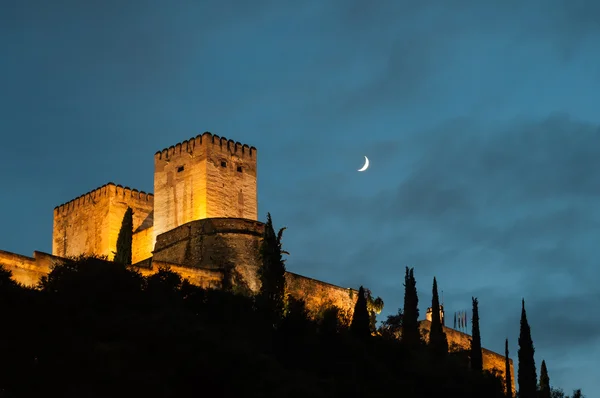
52, 183, 154, 261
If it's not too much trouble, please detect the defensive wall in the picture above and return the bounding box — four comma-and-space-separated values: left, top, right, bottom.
153, 132, 258, 244
1, 249, 359, 317
419, 320, 516, 396
0, 250, 62, 286
52, 183, 154, 263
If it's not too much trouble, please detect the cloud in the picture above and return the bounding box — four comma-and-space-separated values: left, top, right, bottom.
279, 114, 600, 321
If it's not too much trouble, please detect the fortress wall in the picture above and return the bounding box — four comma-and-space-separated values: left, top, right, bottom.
285, 272, 359, 318
419, 320, 515, 396
132, 226, 154, 264
153, 132, 258, 244
135, 260, 223, 290
52, 183, 154, 260
152, 218, 264, 292
0, 250, 62, 287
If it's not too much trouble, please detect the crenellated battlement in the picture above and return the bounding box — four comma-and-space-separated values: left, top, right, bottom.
54, 182, 154, 215
154, 131, 257, 161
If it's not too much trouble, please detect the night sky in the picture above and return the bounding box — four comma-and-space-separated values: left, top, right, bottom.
2, 1, 599, 394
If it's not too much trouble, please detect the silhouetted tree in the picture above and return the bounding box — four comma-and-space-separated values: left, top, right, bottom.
428, 277, 448, 357
518, 299, 537, 398
470, 296, 483, 371
505, 338, 513, 398
550, 388, 566, 398
379, 308, 403, 339
401, 267, 420, 348
350, 286, 371, 339
365, 288, 384, 332
539, 360, 551, 398
571, 389, 584, 398
257, 213, 287, 327
281, 294, 313, 337
0, 264, 17, 291
145, 265, 183, 305
319, 306, 342, 336
114, 207, 133, 265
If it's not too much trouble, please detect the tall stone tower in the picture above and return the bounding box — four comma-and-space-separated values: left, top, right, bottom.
152, 132, 258, 245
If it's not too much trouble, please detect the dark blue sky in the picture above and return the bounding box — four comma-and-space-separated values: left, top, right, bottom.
2, 1, 599, 394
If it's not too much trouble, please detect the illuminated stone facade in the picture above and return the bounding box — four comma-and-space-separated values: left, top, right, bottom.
2, 132, 357, 317
0, 131, 514, 388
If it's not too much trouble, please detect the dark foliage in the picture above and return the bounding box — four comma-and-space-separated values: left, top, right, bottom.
518, 299, 538, 398
470, 296, 483, 371
505, 338, 513, 398
379, 308, 403, 340
350, 286, 371, 339
0, 258, 584, 398
401, 267, 421, 349
428, 277, 448, 358
114, 207, 133, 265
257, 213, 287, 327
539, 360, 551, 398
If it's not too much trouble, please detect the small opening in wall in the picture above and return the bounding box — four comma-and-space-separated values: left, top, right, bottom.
177, 166, 184, 172
237, 166, 242, 172
221, 161, 227, 167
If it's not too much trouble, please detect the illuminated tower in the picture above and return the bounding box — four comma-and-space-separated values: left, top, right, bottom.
152, 132, 257, 246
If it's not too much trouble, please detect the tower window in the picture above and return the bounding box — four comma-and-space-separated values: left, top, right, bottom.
177, 166, 184, 172
237, 166, 242, 172
221, 161, 227, 167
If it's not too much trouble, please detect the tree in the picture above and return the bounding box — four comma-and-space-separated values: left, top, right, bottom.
379, 308, 403, 339
257, 213, 287, 327
571, 389, 584, 398
401, 267, 420, 348
114, 207, 133, 265
281, 294, 312, 337
470, 297, 483, 371
550, 388, 566, 398
428, 277, 448, 357
350, 286, 371, 339
505, 339, 513, 398
0, 264, 18, 292
518, 299, 537, 398
365, 288, 384, 332
539, 360, 551, 398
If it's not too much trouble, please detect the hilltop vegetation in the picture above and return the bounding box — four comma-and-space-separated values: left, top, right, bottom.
0, 215, 584, 397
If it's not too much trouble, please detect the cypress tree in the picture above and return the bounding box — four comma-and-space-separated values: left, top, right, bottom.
470, 296, 483, 371
401, 267, 420, 348
518, 299, 537, 398
505, 339, 513, 398
428, 277, 448, 357
257, 213, 287, 327
539, 360, 551, 398
114, 207, 133, 265
350, 286, 371, 339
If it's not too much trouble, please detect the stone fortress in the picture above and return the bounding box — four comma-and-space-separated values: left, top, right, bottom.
0, 131, 513, 394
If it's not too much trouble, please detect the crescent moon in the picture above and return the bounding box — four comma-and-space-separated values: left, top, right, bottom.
358, 156, 369, 172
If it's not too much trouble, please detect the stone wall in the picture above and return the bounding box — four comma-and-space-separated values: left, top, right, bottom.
285, 272, 358, 318
135, 259, 224, 290
152, 217, 264, 292
153, 132, 257, 245
1, 244, 361, 328
52, 183, 153, 261
0, 250, 62, 287
419, 320, 515, 396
